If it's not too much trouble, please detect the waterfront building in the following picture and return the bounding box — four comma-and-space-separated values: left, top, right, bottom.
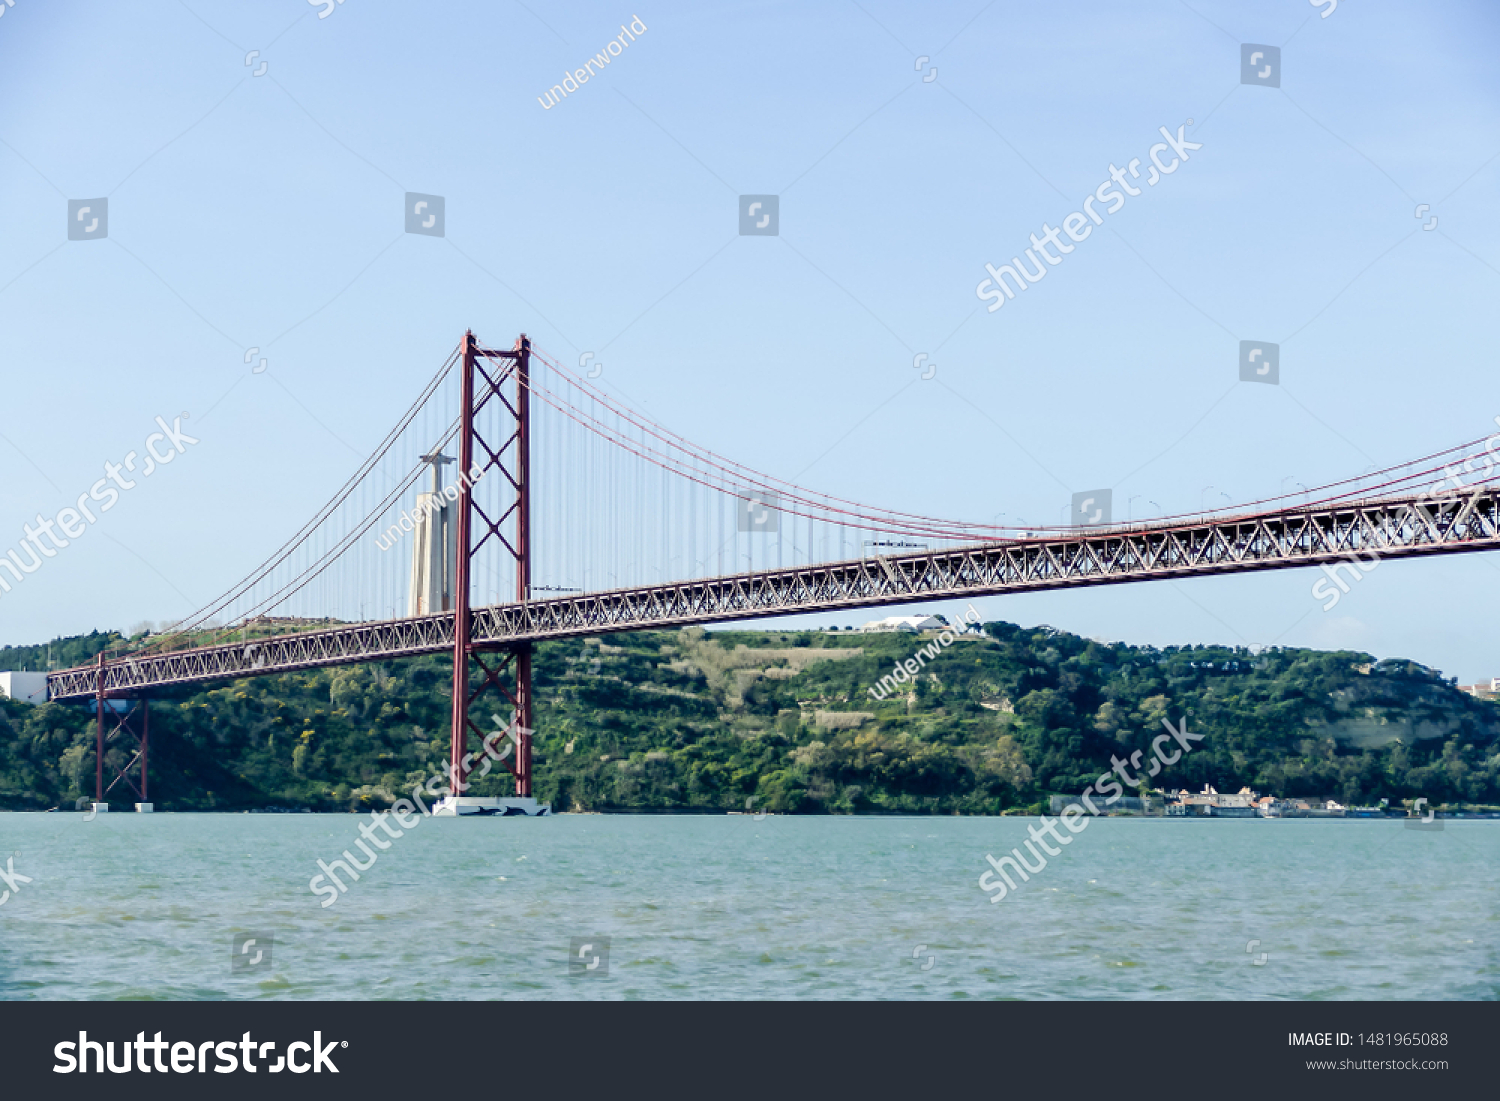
1167, 784, 1260, 817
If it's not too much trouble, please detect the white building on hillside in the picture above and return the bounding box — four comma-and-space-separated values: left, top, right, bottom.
859, 615, 949, 633
0, 671, 48, 705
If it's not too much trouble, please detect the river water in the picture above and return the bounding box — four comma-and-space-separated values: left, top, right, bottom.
1, 813, 1495, 1000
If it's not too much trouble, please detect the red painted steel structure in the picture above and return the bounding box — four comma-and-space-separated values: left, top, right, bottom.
93, 651, 149, 807
48, 483, 1500, 702
448, 332, 533, 797
44, 331, 1500, 807
95, 652, 102, 803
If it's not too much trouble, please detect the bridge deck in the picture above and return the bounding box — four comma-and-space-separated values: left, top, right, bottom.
45, 489, 1500, 700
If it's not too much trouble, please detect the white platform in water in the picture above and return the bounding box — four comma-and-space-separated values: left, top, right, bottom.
135, 803, 154, 813
431, 796, 551, 817
89, 802, 109, 814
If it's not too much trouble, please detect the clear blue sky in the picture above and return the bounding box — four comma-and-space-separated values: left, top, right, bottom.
1, 0, 1497, 678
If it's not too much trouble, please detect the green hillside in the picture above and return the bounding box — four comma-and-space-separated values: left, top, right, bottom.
2, 621, 1498, 813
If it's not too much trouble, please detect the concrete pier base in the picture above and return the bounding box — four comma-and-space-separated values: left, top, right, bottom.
431, 796, 551, 817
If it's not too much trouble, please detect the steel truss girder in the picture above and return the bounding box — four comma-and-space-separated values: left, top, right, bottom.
47, 489, 1500, 701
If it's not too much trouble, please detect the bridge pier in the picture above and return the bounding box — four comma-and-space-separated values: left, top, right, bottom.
93, 651, 150, 811
449, 331, 535, 800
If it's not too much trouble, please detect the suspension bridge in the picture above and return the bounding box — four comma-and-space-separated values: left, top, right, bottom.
42, 332, 1500, 813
